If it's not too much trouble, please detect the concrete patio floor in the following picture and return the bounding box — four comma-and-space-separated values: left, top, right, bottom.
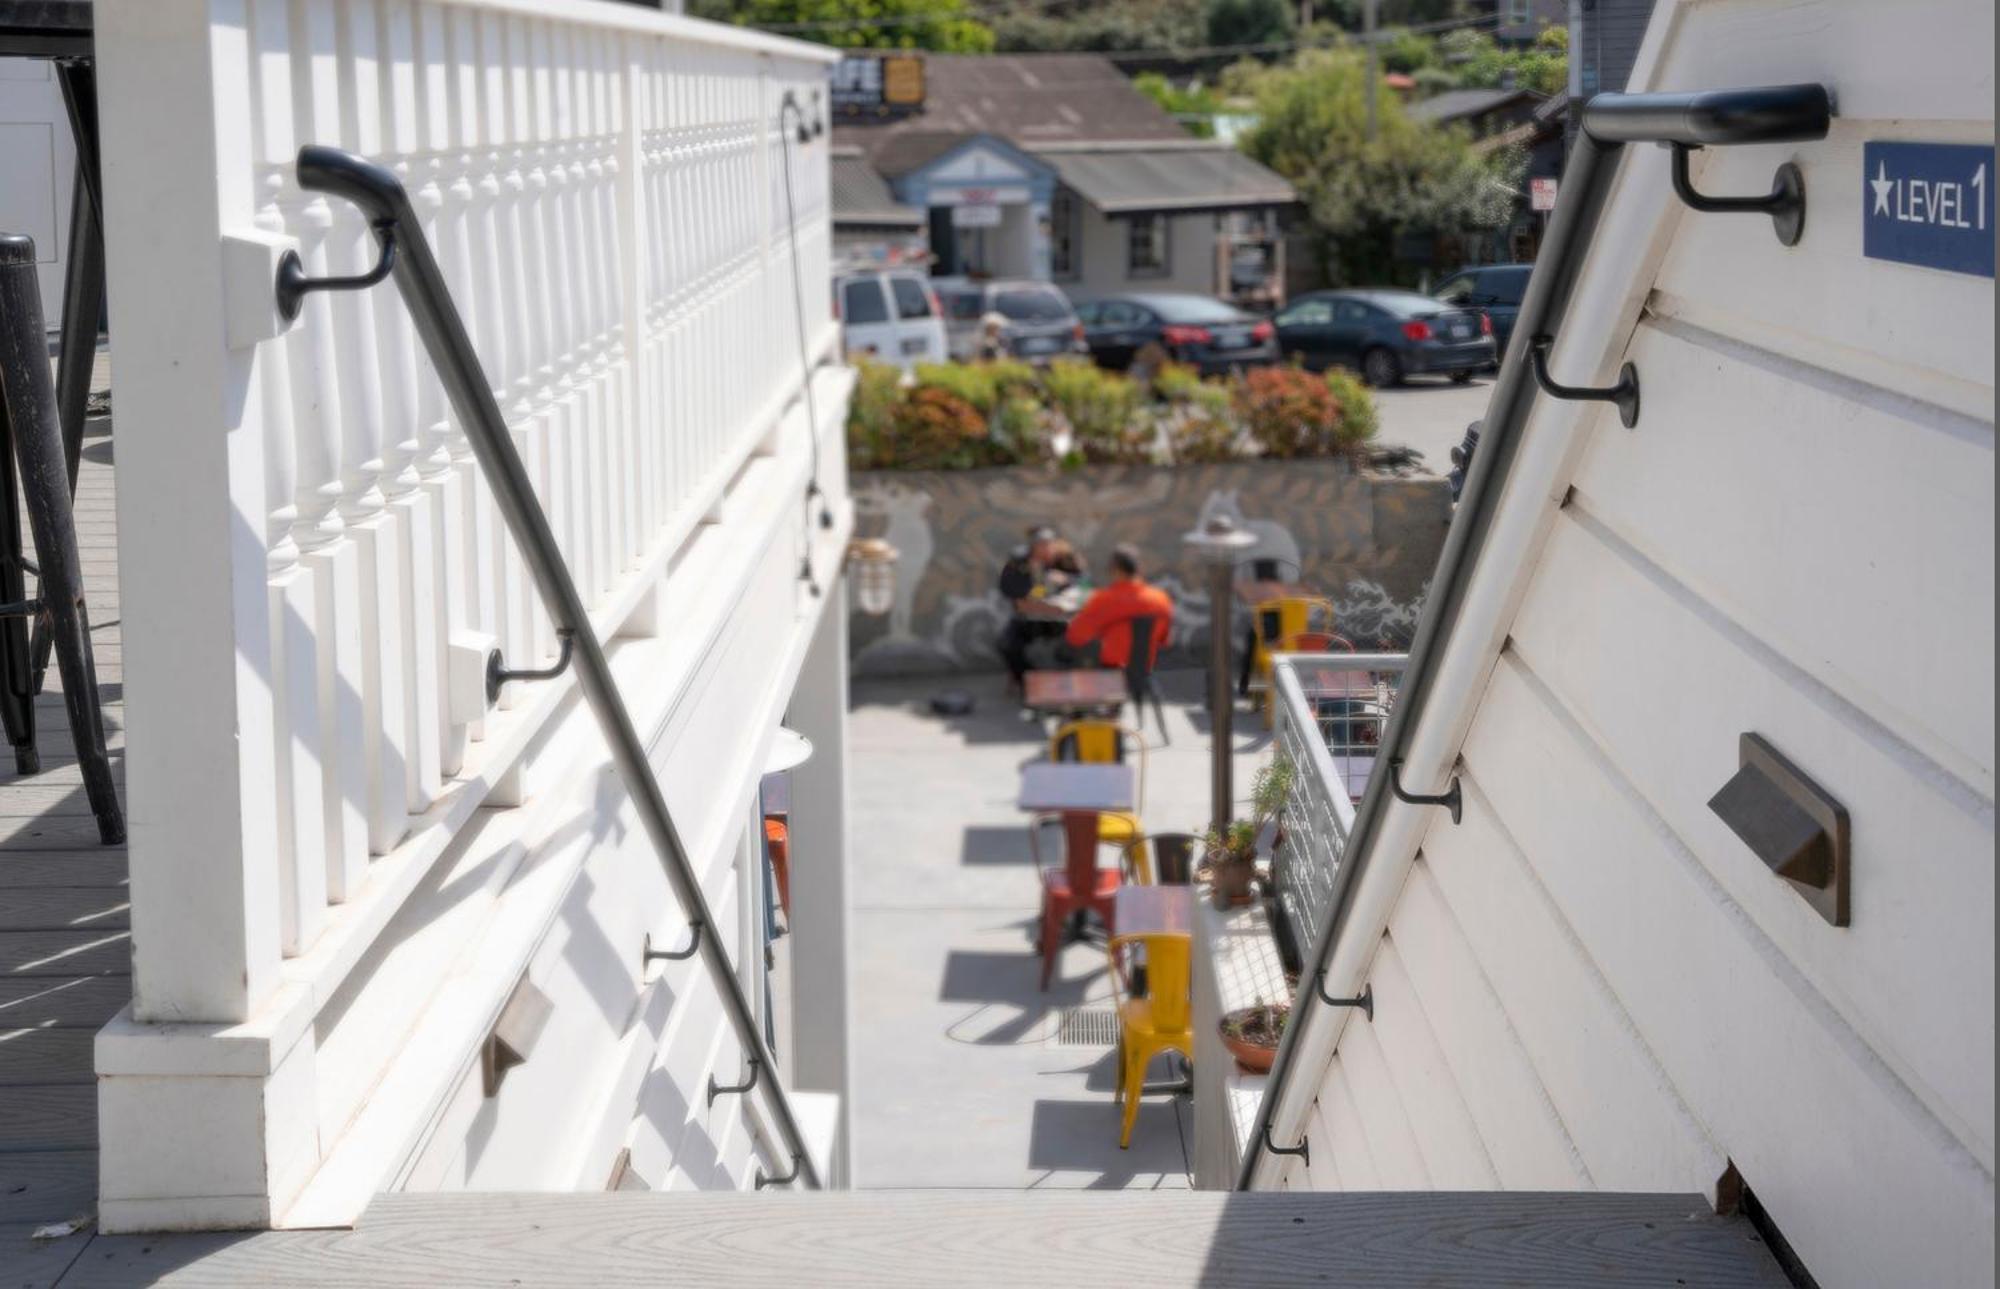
848, 669, 1267, 1190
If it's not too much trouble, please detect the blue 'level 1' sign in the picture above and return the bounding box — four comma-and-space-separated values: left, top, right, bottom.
1863, 141, 1995, 278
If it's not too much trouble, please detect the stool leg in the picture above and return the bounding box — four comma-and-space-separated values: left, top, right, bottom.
0, 240, 121, 841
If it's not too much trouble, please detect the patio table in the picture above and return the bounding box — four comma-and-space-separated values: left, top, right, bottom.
1017, 761, 1135, 815
1022, 668, 1130, 715
1114, 884, 1192, 937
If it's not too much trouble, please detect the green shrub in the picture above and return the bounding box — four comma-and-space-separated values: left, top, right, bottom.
985, 358, 1039, 400
1239, 364, 1339, 458
994, 393, 1049, 462
912, 360, 999, 414
846, 355, 906, 470
1041, 358, 1149, 464
1150, 360, 1204, 404
1324, 367, 1379, 454
879, 386, 1004, 471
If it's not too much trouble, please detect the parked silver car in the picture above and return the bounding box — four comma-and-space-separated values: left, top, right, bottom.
932, 279, 1088, 363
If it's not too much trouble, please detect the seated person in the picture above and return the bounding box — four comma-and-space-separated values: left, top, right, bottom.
1064, 544, 1173, 673
997, 525, 1075, 690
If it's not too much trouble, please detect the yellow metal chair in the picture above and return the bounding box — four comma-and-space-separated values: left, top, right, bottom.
1048, 720, 1146, 850
1249, 596, 1339, 720
1108, 931, 1193, 1148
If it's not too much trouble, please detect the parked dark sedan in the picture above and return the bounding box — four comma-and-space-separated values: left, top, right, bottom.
1433, 263, 1533, 362
1272, 289, 1494, 386
1073, 293, 1278, 375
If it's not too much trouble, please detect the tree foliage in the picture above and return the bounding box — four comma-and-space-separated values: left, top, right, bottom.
1237, 46, 1526, 284
989, 0, 1206, 52
688, 0, 996, 52
1204, 0, 1294, 50
1436, 25, 1567, 94
1132, 72, 1224, 138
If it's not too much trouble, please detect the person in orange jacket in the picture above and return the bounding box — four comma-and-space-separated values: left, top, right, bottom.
1065, 543, 1172, 670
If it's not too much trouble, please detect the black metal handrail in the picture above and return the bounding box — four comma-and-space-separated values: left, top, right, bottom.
287, 144, 825, 1190
1235, 82, 1831, 1191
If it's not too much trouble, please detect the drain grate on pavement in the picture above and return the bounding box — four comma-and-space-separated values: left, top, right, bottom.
1054, 1007, 1120, 1047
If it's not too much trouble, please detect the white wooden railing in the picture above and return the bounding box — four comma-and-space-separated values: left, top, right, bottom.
99, 0, 836, 1025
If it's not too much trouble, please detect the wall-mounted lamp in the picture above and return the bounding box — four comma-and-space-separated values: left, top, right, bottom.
1708, 733, 1850, 926
846, 538, 900, 616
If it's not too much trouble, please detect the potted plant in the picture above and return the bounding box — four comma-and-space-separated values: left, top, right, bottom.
1220, 1000, 1290, 1074
1201, 758, 1294, 909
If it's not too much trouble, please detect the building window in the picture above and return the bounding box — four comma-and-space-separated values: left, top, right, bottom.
1507, 0, 1530, 22
1051, 188, 1079, 279
1127, 214, 1169, 277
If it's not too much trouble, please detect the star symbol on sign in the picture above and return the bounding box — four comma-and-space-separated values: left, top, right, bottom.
1871, 161, 1894, 216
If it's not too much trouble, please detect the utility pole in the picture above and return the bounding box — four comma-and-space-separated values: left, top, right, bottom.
1364, 0, 1379, 139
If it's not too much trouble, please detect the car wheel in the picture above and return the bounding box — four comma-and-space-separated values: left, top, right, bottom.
1450, 369, 1474, 384
1363, 347, 1403, 387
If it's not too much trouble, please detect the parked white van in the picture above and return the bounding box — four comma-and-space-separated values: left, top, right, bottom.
835, 269, 947, 369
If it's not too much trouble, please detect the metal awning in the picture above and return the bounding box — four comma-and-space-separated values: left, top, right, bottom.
1040, 146, 1296, 216
831, 156, 924, 229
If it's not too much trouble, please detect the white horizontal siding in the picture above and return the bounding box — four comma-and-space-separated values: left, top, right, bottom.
1381, 861, 1589, 1190
1326, 1001, 1430, 1190
1514, 503, 1994, 1165
1360, 936, 1499, 1189
1464, 647, 1991, 1286
1283, 7, 1993, 1287
1572, 314, 1993, 796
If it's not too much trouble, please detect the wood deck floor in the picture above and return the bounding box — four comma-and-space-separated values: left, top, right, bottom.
27, 1191, 1791, 1287
1, 356, 128, 1283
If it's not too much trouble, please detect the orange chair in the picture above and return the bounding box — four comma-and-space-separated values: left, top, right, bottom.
1108, 931, 1193, 1147
1030, 809, 1120, 990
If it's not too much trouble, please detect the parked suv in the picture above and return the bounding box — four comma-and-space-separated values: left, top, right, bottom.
835, 269, 947, 370
933, 279, 1088, 363
1433, 263, 1532, 362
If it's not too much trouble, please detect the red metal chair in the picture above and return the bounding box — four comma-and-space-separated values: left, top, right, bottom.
1030, 808, 1120, 990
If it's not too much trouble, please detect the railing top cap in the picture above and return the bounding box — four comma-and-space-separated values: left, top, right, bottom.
1580, 83, 1833, 147
1275, 651, 1412, 672
426, 0, 841, 66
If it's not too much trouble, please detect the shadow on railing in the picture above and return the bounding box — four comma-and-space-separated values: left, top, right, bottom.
288, 143, 821, 1191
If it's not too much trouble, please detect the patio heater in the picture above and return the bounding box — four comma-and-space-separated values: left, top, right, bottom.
1182, 514, 1258, 841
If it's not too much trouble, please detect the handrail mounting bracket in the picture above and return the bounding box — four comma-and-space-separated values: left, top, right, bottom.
1529, 336, 1640, 430
1670, 144, 1807, 246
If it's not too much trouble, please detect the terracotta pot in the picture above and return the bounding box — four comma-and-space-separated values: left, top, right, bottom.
1207, 851, 1258, 909
1219, 1005, 1288, 1074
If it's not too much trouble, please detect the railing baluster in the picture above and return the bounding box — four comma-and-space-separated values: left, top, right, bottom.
415, 0, 470, 774
377, 0, 445, 815
249, 0, 324, 956
334, 0, 415, 867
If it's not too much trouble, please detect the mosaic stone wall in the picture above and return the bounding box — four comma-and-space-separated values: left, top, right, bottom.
847, 459, 1450, 675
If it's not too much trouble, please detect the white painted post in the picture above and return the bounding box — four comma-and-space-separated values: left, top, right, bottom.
786, 595, 855, 1186
99, 0, 284, 1022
